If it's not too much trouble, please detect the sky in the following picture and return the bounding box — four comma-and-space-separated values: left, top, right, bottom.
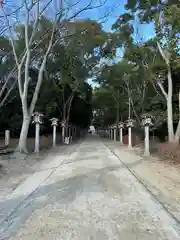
12, 0, 155, 41
71, 0, 155, 40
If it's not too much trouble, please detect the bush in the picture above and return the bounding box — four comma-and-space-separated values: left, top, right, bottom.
157, 142, 180, 163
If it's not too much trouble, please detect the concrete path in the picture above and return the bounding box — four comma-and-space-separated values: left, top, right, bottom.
1, 136, 180, 239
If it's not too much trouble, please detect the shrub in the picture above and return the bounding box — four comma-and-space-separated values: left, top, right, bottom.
157, 142, 180, 163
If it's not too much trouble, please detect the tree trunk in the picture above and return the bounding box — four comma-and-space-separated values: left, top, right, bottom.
16, 115, 31, 153
116, 90, 120, 141
174, 91, 180, 143
174, 120, 180, 143
157, 43, 175, 143
167, 98, 175, 142
66, 94, 74, 122
167, 65, 175, 142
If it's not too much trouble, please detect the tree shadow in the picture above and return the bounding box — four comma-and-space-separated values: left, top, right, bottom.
0, 164, 122, 239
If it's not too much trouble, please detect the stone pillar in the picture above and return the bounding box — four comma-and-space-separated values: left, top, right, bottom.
141, 114, 154, 156
126, 118, 133, 148
118, 122, 124, 145
120, 128, 123, 143
144, 125, 150, 156
128, 127, 132, 148
5, 130, 10, 146
50, 118, 58, 147
32, 112, 43, 153
35, 123, 40, 153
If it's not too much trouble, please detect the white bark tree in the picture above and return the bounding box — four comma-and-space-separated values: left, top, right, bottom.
146, 3, 180, 142
157, 42, 180, 143
1, 0, 106, 153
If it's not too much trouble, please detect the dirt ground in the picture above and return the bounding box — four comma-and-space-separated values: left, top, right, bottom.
0, 133, 63, 205
106, 140, 180, 223
2, 136, 180, 240
2, 134, 180, 238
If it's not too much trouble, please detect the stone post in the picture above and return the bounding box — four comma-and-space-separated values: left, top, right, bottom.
5, 130, 10, 146
141, 114, 154, 156
126, 118, 134, 148
32, 112, 43, 153
118, 122, 124, 145
50, 118, 58, 147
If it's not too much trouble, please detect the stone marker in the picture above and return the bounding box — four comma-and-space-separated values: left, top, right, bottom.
5, 130, 10, 146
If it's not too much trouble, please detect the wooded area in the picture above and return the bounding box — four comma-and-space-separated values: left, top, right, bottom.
0, 0, 180, 157
92, 0, 180, 146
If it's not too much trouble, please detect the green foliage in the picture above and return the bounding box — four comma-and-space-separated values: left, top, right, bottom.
0, 0, 179, 139
0, 17, 108, 134
92, 0, 180, 135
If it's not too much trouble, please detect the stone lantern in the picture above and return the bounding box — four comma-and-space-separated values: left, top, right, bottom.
141, 113, 155, 156
50, 118, 58, 147
126, 118, 134, 148
32, 112, 43, 153
118, 122, 124, 144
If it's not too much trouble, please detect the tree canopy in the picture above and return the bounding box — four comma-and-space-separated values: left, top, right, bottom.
0, 0, 180, 150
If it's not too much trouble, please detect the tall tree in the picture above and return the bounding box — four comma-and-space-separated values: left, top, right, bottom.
1, 0, 106, 152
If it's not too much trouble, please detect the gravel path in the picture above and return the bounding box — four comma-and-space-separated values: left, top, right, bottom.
1, 135, 180, 239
